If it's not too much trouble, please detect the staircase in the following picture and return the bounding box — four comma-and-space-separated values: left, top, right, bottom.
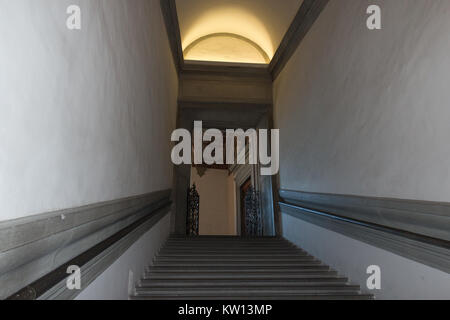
131, 236, 373, 300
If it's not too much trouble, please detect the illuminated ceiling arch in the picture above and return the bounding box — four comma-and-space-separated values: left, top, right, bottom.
179, 6, 274, 64
176, 0, 304, 64
184, 33, 270, 64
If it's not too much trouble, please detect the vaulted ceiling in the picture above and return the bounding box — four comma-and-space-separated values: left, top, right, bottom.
176, 0, 304, 64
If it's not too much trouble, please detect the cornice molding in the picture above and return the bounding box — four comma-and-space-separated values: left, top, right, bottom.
269, 0, 330, 80
160, 0, 184, 73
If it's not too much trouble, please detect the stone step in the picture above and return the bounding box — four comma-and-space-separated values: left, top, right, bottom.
154, 257, 316, 263
147, 265, 331, 272
134, 286, 362, 296
131, 294, 373, 300
159, 249, 305, 254
151, 261, 323, 268
162, 247, 297, 250
143, 271, 341, 280
139, 278, 350, 287
156, 253, 310, 258
166, 237, 285, 242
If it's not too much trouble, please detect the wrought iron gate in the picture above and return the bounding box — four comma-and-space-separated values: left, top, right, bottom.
187, 184, 200, 236
244, 187, 262, 236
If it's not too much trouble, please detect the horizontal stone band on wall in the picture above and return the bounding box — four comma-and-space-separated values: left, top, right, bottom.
279, 189, 450, 273
0, 190, 171, 300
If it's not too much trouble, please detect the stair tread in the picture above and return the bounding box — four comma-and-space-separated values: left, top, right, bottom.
147, 267, 332, 272
131, 295, 373, 300
143, 274, 342, 279
154, 257, 315, 261
138, 283, 354, 289
151, 262, 323, 267
135, 287, 362, 294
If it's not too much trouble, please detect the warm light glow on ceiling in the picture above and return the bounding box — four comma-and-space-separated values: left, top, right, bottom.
184, 33, 269, 64
181, 6, 274, 64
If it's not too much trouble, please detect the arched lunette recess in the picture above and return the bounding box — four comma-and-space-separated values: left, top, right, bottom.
183, 33, 271, 64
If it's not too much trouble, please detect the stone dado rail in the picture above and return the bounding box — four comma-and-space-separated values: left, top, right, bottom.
279, 189, 450, 274
0, 190, 172, 300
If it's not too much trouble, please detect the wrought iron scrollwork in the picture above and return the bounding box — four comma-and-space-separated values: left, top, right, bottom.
187, 184, 200, 236
244, 187, 262, 236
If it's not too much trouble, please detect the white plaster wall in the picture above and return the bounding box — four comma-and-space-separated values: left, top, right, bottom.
191, 168, 237, 235
282, 213, 450, 300
274, 0, 450, 299
0, 0, 178, 222
75, 213, 171, 300
274, 0, 450, 202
